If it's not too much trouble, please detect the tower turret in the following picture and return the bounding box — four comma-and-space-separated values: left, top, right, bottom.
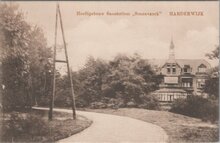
169, 38, 175, 61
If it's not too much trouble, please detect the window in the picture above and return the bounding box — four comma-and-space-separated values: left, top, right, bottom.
197, 79, 206, 88
183, 65, 190, 73
181, 78, 193, 87
167, 64, 171, 74
198, 64, 206, 73
172, 68, 176, 73
198, 68, 206, 73
172, 64, 176, 74
182, 82, 191, 87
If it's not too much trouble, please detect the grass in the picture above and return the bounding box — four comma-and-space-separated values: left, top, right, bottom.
85, 108, 219, 142
0, 109, 92, 143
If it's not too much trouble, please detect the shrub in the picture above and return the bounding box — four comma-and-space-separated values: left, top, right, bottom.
201, 99, 219, 122
75, 98, 89, 108
126, 101, 137, 108
25, 114, 48, 137
105, 98, 124, 109
138, 94, 160, 110
170, 96, 219, 122
2, 112, 48, 142
138, 100, 160, 110
90, 102, 107, 109
5, 112, 26, 138
170, 98, 188, 114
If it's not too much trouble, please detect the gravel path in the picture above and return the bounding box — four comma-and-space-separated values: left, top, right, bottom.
34, 107, 168, 143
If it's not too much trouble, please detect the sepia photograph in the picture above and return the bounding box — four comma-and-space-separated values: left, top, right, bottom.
0, 1, 219, 142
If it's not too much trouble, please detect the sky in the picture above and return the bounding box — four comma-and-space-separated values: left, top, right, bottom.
15, 1, 219, 71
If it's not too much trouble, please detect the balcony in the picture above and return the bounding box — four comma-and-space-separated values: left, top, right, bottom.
182, 86, 194, 91
182, 72, 191, 75
159, 84, 181, 88
180, 73, 194, 77
159, 83, 194, 91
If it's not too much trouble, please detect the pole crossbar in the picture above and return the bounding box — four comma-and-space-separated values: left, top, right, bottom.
49, 3, 76, 120
55, 60, 67, 63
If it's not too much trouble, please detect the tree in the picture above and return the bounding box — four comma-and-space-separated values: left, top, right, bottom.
204, 76, 219, 98
53, 56, 110, 107
77, 56, 109, 104
205, 45, 219, 60
27, 26, 52, 106
53, 54, 159, 109
204, 45, 219, 98
1, 4, 31, 110
102, 54, 157, 106
0, 3, 52, 111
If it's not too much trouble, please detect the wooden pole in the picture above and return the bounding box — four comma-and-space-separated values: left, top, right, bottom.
49, 4, 58, 120
58, 5, 76, 119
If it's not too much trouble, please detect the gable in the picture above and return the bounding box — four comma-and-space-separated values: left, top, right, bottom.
161, 62, 181, 69
198, 64, 207, 68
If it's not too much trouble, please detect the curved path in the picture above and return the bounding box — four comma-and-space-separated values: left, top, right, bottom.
34, 107, 168, 143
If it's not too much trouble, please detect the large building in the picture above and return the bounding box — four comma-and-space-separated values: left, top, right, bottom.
150, 39, 211, 102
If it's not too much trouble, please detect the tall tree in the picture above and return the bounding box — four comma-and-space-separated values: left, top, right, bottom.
28, 26, 52, 106
204, 45, 219, 98
78, 56, 109, 104
0, 3, 31, 110
102, 54, 156, 105
205, 45, 219, 60
0, 3, 52, 111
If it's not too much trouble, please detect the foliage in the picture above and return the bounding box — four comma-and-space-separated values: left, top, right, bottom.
54, 54, 160, 109
204, 76, 219, 98
170, 96, 218, 122
54, 57, 110, 107
205, 45, 219, 60
102, 54, 154, 105
0, 3, 52, 111
180, 127, 219, 142
27, 26, 53, 106
204, 45, 219, 98
100, 54, 159, 108
90, 102, 108, 109
138, 94, 160, 110
1, 3, 30, 111
78, 57, 109, 103
1, 112, 48, 142
0, 111, 92, 142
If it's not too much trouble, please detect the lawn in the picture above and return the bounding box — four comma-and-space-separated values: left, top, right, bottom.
0, 109, 92, 142
85, 108, 219, 142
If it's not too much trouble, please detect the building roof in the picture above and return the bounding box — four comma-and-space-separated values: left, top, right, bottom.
148, 59, 211, 74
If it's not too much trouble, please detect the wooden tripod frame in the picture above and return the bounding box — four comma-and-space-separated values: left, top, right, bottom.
49, 4, 76, 120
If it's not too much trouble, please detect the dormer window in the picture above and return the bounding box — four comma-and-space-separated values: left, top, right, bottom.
172, 68, 176, 73
183, 65, 191, 73
172, 64, 176, 74
167, 64, 171, 74
198, 64, 206, 73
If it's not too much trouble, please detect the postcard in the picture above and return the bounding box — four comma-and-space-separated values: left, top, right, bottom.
0, 1, 219, 143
